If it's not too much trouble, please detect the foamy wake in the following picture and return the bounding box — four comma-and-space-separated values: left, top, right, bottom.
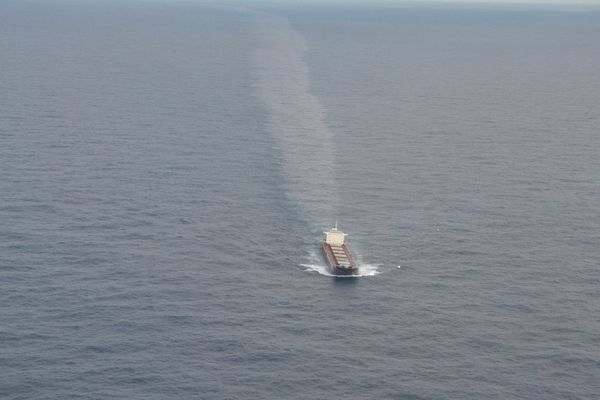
300, 263, 382, 278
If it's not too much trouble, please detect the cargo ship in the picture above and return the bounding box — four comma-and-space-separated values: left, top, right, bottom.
322, 223, 358, 275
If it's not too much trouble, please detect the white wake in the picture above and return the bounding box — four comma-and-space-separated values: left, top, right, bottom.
300, 263, 382, 278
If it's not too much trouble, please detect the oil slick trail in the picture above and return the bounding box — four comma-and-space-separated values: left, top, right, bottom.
251, 12, 338, 226
249, 10, 380, 276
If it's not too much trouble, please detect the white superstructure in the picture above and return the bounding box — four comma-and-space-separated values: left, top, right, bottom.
323, 222, 347, 246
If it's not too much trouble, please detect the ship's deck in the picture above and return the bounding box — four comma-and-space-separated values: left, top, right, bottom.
322, 243, 357, 269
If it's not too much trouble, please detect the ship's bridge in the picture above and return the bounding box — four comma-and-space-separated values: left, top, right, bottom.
324, 223, 347, 246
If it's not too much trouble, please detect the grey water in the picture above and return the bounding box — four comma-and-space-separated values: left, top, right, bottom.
1, 1, 599, 398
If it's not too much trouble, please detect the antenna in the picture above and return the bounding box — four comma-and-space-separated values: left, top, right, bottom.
335, 221, 338, 230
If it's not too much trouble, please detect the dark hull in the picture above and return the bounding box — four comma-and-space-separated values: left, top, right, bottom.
331, 265, 358, 275
322, 243, 358, 275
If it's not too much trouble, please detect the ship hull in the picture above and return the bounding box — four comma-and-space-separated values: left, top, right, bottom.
330, 265, 357, 275
322, 243, 358, 275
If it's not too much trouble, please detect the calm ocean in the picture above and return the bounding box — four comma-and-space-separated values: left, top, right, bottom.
1, 1, 599, 398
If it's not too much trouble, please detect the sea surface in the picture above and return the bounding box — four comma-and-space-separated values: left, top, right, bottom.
1, 1, 599, 399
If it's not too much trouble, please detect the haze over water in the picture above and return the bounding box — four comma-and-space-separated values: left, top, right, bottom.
1, 1, 599, 399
